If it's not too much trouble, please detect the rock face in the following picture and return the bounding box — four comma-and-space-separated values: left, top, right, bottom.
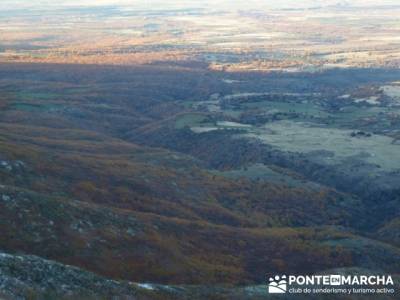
0, 251, 140, 299
1, 253, 398, 300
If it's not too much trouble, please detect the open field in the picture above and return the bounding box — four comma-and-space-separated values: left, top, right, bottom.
1, 1, 400, 70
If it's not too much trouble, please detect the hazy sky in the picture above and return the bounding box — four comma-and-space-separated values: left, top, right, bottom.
2, 0, 400, 10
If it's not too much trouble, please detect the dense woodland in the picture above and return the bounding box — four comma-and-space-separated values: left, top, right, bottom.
0, 63, 399, 289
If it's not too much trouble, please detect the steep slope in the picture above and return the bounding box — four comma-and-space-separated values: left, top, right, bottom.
0, 123, 378, 284
0, 63, 399, 297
